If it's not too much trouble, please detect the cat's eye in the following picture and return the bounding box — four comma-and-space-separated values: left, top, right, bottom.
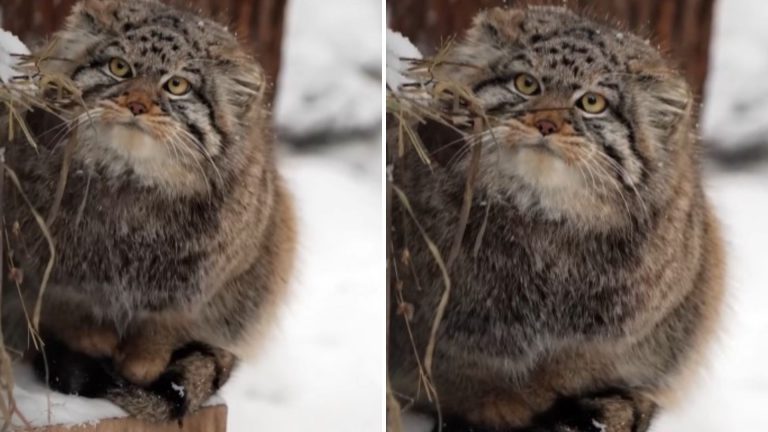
577, 92, 608, 114
108, 57, 133, 79
164, 76, 191, 96
513, 73, 541, 96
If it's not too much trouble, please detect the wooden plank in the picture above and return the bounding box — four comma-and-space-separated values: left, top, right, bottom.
30, 404, 227, 432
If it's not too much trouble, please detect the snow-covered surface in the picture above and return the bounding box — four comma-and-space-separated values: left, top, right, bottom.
702, 0, 768, 147
386, 29, 422, 91
222, 142, 383, 431
274, 0, 381, 141
0, 28, 28, 83
9, 362, 225, 427
9, 363, 126, 427
651, 167, 768, 432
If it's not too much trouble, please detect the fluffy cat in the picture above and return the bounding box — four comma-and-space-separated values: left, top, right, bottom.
2, 0, 295, 422
390, 6, 725, 432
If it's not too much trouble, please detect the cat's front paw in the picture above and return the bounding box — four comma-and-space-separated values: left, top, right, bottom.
115, 341, 173, 385
528, 390, 657, 432
68, 325, 119, 358
114, 325, 180, 385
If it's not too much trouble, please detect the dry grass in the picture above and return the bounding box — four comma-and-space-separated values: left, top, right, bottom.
0, 43, 82, 430
386, 41, 501, 432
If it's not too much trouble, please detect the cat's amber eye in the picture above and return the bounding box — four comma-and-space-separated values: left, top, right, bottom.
108, 57, 132, 79
164, 76, 191, 96
513, 73, 541, 96
577, 93, 608, 114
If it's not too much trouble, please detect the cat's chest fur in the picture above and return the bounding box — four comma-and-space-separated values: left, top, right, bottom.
403, 183, 653, 363
13, 158, 224, 318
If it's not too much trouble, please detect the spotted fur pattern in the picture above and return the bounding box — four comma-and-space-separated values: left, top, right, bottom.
390, 6, 725, 432
2, 0, 295, 422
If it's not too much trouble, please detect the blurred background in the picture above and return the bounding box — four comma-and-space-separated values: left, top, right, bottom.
2, 0, 383, 431
389, 1, 768, 431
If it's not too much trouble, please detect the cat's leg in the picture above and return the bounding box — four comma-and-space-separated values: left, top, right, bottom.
433, 389, 656, 432
40, 302, 119, 358
523, 389, 657, 432
114, 315, 190, 385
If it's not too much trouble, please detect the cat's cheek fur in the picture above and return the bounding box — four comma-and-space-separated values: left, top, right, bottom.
472, 146, 622, 227
75, 124, 210, 194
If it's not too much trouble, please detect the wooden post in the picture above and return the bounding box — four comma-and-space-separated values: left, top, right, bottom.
389, 0, 716, 99
28, 404, 227, 432
0, 0, 288, 100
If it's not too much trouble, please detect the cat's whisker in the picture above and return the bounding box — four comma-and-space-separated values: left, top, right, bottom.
167, 130, 214, 199
582, 150, 637, 224
445, 132, 492, 169
174, 127, 224, 187
590, 150, 651, 223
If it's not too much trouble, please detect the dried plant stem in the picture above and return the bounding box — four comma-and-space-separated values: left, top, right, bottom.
45, 132, 77, 226
3, 165, 56, 334
446, 119, 483, 267
0, 147, 9, 425
386, 379, 404, 432
391, 185, 448, 431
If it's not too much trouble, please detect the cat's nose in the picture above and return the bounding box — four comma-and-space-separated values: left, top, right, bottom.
127, 101, 148, 116
536, 119, 559, 136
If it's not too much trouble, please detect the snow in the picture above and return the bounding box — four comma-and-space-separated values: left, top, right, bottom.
592, 419, 607, 432
651, 167, 768, 432
274, 0, 381, 141
701, 0, 768, 148
0, 28, 28, 83
8, 363, 127, 427
386, 29, 422, 91
222, 141, 383, 431
171, 382, 185, 399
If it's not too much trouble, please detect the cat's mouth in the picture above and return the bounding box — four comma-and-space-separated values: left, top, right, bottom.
517, 139, 555, 153
510, 137, 560, 158
114, 119, 151, 134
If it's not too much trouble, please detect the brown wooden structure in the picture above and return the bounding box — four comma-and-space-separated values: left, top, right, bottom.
389, 0, 716, 99
1, 0, 288, 98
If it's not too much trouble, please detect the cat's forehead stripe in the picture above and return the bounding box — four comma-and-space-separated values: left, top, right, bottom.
120, 25, 200, 71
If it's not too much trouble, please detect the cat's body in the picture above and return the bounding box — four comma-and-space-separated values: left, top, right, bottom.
390, 6, 724, 431
2, 0, 295, 421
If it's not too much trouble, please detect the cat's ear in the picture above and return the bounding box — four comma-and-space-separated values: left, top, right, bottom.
630, 59, 692, 132
213, 49, 268, 121
69, 0, 122, 35
38, 0, 123, 75
466, 7, 526, 48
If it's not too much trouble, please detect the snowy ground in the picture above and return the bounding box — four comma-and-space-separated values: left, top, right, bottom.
652, 166, 768, 432
222, 141, 384, 432
217, 0, 385, 427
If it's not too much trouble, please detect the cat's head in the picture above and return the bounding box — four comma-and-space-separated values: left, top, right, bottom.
437, 6, 693, 228
41, 0, 267, 195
